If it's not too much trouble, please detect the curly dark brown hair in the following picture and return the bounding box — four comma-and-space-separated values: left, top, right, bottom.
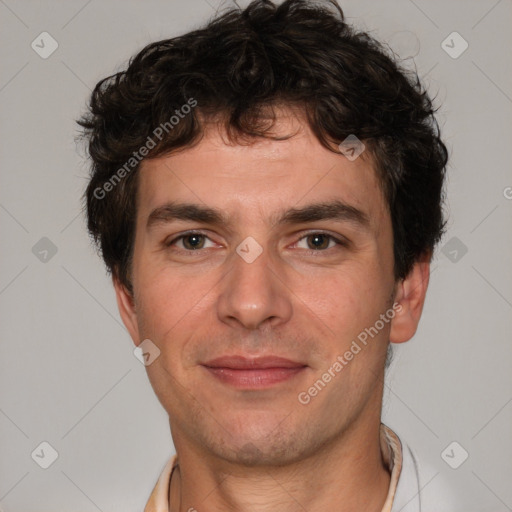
79, 0, 448, 294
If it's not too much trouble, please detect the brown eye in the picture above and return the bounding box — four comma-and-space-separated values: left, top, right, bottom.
293, 232, 347, 253
167, 232, 214, 251
180, 234, 206, 250
305, 234, 334, 250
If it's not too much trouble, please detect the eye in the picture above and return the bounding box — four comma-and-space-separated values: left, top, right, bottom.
167, 232, 216, 251
294, 232, 345, 251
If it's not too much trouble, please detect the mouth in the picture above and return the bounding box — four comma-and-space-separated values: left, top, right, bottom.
201, 355, 308, 389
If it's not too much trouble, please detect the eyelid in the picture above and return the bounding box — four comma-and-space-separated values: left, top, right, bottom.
165, 230, 217, 248
165, 229, 349, 252
291, 230, 349, 250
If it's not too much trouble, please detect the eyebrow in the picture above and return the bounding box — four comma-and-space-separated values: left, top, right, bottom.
146, 199, 370, 231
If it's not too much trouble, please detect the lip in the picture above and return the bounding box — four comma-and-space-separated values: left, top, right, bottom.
203, 355, 305, 370
202, 355, 307, 389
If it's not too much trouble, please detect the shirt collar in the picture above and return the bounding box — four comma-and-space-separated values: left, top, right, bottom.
144, 423, 404, 512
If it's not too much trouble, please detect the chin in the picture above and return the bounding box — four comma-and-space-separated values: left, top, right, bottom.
216, 439, 304, 467
208, 421, 313, 467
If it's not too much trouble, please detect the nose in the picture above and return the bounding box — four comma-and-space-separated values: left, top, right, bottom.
216, 244, 293, 331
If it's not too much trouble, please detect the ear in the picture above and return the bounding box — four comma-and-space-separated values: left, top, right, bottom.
389, 254, 431, 344
113, 276, 141, 347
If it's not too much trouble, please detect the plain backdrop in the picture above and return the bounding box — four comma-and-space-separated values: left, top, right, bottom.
1, 1, 511, 510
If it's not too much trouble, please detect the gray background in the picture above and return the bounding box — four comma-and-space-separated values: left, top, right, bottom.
1, 0, 511, 510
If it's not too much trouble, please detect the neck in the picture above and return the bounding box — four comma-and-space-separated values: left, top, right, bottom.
169, 419, 391, 512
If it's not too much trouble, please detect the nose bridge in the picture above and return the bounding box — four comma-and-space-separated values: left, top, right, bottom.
216, 239, 292, 330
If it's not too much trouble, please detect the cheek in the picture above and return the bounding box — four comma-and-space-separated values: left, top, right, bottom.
292, 264, 390, 342
133, 261, 221, 358
133, 264, 186, 340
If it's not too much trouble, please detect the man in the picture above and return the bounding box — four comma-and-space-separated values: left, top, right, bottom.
79, 0, 455, 510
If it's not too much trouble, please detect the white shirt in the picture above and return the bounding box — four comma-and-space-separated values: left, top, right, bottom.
144, 424, 456, 511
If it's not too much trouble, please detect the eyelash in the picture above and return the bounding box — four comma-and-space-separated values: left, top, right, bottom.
165, 230, 348, 254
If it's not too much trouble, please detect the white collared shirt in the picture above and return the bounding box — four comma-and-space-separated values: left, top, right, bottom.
144, 424, 456, 511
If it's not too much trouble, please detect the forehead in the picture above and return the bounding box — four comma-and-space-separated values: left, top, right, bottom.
137, 113, 387, 229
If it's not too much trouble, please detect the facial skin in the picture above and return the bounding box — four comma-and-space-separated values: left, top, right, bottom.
115, 109, 430, 512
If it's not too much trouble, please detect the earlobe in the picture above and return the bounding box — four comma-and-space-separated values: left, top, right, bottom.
113, 276, 141, 346
389, 256, 431, 344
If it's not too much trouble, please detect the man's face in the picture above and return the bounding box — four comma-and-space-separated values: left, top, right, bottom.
117, 112, 401, 465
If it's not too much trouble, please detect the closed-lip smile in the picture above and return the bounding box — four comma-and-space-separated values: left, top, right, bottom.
202, 355, 307, 389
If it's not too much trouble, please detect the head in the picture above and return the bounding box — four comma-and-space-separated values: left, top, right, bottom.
79, 0, 447, 465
